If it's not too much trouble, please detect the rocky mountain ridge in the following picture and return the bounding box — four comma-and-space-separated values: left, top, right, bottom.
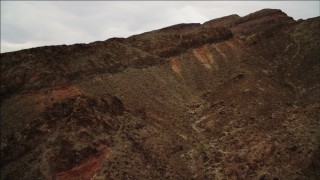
1, 8, 320, 180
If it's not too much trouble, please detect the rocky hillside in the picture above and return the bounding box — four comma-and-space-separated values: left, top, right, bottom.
1, 9, 319, 180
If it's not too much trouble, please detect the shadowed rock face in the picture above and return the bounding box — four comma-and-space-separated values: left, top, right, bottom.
1, 8, 320, 180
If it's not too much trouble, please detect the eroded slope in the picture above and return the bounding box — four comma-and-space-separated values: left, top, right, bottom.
1, 9, 320, 180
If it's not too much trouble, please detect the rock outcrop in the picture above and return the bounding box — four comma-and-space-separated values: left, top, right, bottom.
1, 9, 319, 180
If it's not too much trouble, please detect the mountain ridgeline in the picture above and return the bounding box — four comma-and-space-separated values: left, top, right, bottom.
1, 9, 320, 180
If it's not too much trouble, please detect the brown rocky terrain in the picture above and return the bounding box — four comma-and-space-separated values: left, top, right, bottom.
1, 8, 319, 180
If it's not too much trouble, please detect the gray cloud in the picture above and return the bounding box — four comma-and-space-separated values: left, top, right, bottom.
1, 1, 319, 53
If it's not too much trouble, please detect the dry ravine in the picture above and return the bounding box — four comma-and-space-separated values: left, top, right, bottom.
1, 9, 320, 180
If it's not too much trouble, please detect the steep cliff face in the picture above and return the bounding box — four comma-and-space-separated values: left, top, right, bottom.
1, 9, 320, 180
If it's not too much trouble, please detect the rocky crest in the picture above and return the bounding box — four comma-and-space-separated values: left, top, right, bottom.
1, 9, 320, 180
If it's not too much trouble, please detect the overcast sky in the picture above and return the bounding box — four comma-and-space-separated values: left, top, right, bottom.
1, 1, 319, 53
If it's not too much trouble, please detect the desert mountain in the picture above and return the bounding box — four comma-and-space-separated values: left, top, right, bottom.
1, 9, 320, 180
